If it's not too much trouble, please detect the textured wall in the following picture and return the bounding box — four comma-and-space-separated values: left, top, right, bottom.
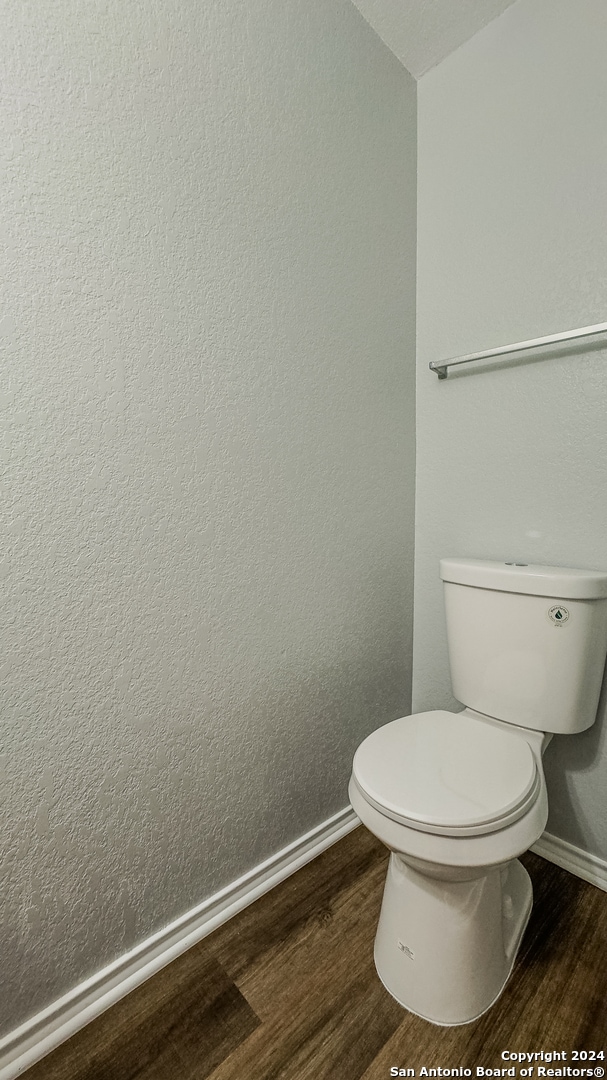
0, 0, 416, 1035
415, 0, 607, 859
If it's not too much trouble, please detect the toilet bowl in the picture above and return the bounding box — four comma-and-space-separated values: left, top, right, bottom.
350, 559, 607, 1026
349, 708, 549, 1025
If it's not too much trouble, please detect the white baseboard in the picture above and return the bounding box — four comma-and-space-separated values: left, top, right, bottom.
531, 831, 607, 892
0, 806, 359, 1080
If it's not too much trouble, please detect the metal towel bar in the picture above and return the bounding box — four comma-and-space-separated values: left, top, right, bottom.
429, 321, 607, 380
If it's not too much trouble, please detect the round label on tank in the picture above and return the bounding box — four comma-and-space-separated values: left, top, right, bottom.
548, 605, 570, 625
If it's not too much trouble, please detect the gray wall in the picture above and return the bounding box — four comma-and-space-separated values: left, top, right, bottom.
1, 0, 416, 1035
415, 0, 607, 860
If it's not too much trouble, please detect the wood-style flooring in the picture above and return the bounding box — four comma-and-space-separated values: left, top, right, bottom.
23, 826, 607, 1079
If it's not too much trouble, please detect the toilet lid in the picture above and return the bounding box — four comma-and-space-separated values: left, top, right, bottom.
352, 710, 538, 835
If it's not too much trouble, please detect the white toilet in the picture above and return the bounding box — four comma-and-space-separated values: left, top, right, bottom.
349, 558, 607, 1026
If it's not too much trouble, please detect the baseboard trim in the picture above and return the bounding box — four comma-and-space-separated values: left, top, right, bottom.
0, 806, 359, 1080
531, 831, 607, 893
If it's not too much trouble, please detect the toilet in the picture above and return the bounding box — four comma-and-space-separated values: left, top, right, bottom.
349, 558, 607, 1026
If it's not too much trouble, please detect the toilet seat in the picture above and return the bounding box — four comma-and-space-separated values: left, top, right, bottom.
352, 710, 540, 838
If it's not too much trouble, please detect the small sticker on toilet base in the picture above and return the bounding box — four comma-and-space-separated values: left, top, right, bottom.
398, 941, 415, 959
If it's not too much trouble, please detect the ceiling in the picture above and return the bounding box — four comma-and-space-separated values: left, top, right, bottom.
349, 0, 518, 78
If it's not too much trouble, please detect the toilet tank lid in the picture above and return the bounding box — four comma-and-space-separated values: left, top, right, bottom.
440, 558, 607, 599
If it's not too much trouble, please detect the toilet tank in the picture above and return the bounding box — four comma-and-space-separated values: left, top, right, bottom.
440, 559, 607, 734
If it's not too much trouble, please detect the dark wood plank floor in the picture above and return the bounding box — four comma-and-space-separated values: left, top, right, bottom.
23, 826, 607, 1080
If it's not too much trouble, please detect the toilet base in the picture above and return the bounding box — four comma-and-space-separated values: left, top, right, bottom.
374, 854, 532, 1026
